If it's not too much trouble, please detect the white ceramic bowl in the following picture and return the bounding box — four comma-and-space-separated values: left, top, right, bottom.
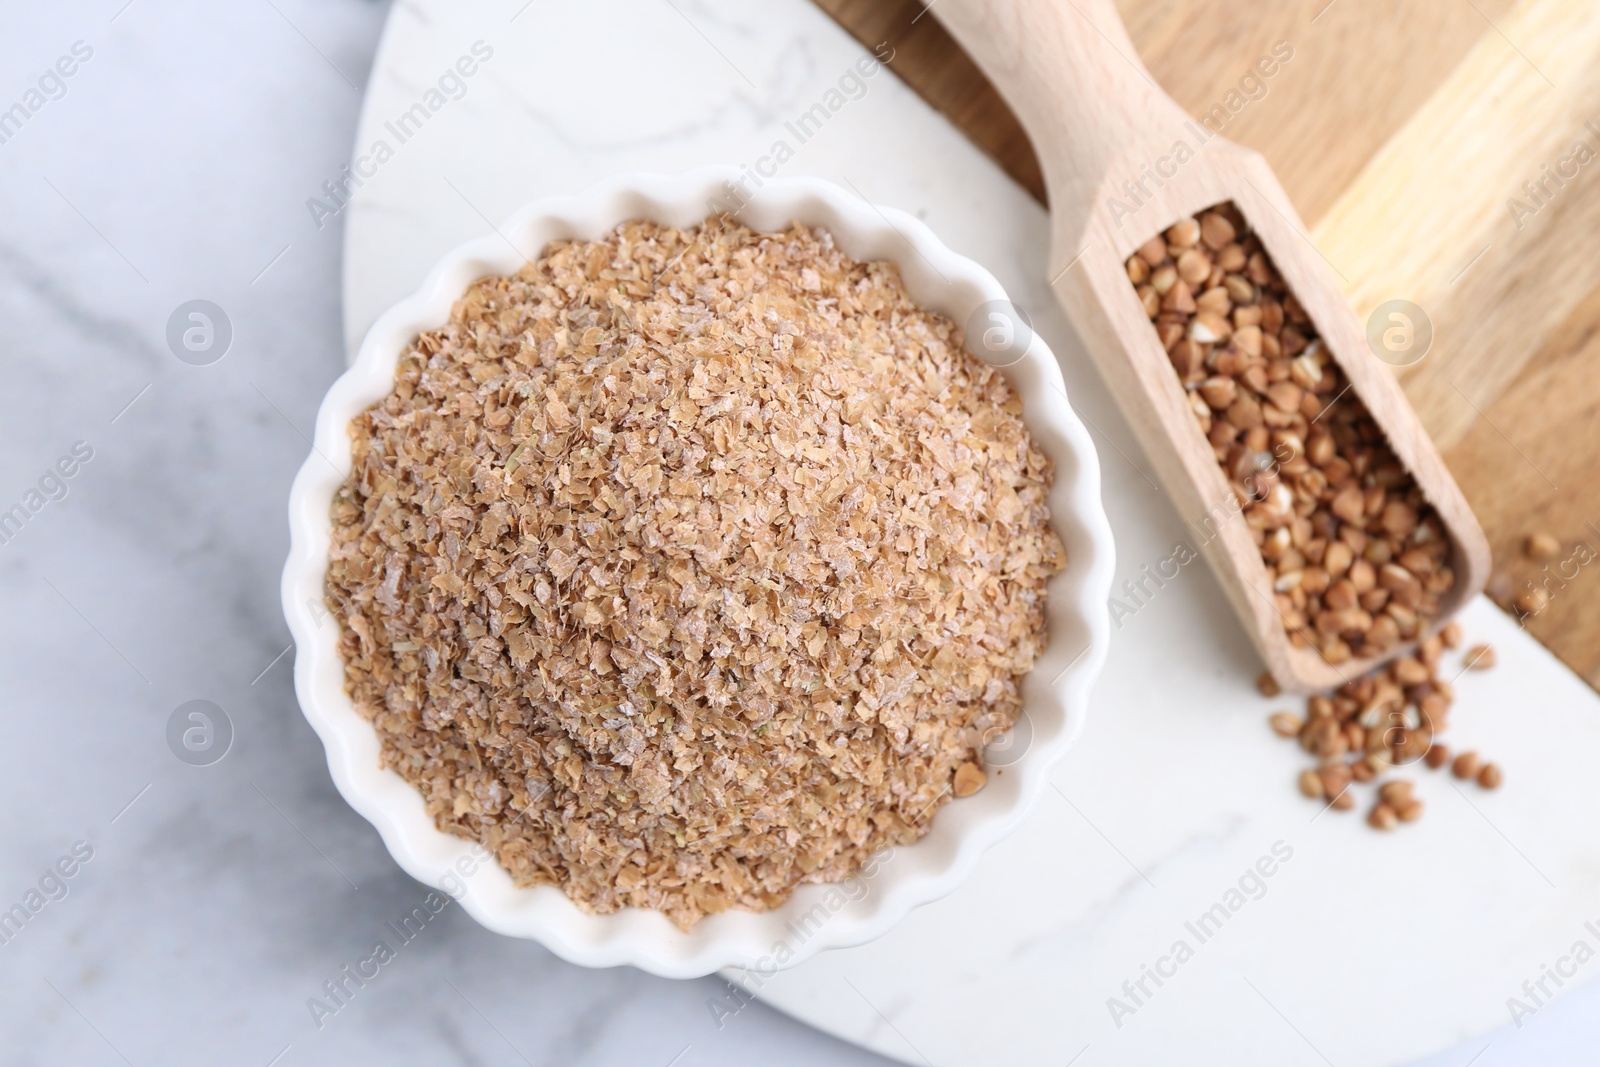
282, 169, 1115, 978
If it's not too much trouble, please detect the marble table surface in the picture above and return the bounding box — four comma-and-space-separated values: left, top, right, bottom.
2, 1, 1598, 1065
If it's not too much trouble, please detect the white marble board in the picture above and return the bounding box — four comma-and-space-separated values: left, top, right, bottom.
343, 2, 1600, 1063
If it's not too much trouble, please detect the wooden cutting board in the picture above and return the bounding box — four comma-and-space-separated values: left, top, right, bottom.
815, 0, 1600, 690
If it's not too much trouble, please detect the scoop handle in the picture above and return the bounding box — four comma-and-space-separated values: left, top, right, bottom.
932, 0, 1192, 230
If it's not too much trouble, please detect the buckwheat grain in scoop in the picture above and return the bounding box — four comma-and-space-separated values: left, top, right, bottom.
1129, 204, 1457, 665
324, 217, 1066, 930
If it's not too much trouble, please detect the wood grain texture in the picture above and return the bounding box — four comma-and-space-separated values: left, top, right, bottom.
1313, 0, 1600, 446
819, 0, 1047, 200
813, 0, 1600, 689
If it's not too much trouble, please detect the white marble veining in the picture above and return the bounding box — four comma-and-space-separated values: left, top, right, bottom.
5, 0, 1600, 1064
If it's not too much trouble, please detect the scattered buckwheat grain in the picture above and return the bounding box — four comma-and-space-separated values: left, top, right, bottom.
1269, 711, 1302, 738
1514, 586, 1550, 617
1367, 802, 1398, 830
1524, 532, 1560, 560
1267, 627, 1502, 830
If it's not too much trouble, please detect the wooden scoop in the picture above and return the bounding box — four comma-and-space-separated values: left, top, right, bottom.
933, 0, 1489, 691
